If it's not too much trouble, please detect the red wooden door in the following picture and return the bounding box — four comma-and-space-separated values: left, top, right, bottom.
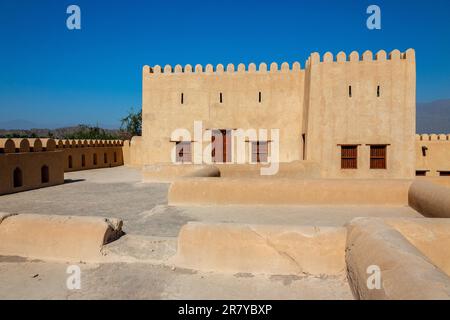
212, 130, 231, 163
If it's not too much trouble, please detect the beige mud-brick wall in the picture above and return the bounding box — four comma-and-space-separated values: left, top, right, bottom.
0, 138, 64, 195
415, 134, 450, 176
122, 136, 144, 167
142, 62, 305, 165
55, 139, 124, 172
304, 49, 416, 179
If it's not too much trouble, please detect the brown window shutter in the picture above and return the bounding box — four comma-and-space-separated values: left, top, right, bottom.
370, 145, 387, 169
341, 145, 358, 169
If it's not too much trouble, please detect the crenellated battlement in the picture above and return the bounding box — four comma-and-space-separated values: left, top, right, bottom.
143, 61, 302, 75
306, 49, 415, 67
0, 138, 124, 154
416, 134, 450, 141
143, 49, 415, 76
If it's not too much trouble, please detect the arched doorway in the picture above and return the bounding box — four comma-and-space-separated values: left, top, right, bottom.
13, 167, 23, 188
41, 165, 49, 183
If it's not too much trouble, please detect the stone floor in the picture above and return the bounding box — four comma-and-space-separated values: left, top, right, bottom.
0, 166, 424, 299
0, 256, 353, 300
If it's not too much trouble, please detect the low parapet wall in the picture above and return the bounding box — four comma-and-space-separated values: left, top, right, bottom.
0, 213, 123, 262
408, 179, 450, 218
0, 138, 125, 195
171, 222, 346, 276
168, 178, 412, 206
215, 161, 321, 179
0, 150, 65, 195
143, 164, 220, 182
346, 218, 450, 299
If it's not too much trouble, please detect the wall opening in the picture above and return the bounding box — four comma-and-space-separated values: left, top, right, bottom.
302, 134, 306, 160
114, 152, 117, 163
13, 167, 23, 188
93, 153, 98, 166
348, 86, 352, 98
219, 92, 223, 103
258, 92, 262, 103
377, 85, 380, 97
68, 156, 73, 169
251, 141, 268, 163
175, 142, 192, 163
421, 146, 428, 157
181, 93, 184, 104
341, 145, 358, 169
82, 154, 86, 167
211, 130, 232, 163
370, 145, 387, 169
104, 153, 108, 164
439, 171, 450, 177
41, 165, 49, 183
416, 170, 428, 176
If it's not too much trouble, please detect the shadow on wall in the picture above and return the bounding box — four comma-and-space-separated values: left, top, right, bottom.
0, 138, 126, 196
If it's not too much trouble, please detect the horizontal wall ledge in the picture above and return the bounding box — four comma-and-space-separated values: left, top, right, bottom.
168, 178, 412, 206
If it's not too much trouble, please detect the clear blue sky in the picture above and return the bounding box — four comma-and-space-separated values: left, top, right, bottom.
0, 0, 449, 128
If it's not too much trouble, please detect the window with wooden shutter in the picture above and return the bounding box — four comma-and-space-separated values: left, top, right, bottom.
175, 142, 192, 163
341, 145, 357, 169
251, 141, 268, 163
370, 145, 387, 169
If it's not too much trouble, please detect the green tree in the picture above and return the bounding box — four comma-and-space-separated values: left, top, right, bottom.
120, 108, 142, 139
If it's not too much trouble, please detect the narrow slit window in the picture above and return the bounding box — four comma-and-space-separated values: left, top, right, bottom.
348, 86, 352, 98
341, 145, 357, 169
377, 85, 380, 97
416, 170, 427, 176
219, 92, 223, 103
181, 93, 184, 104
370, 145, 387, 169
258, 92, 262, 103
439, 171, 450, 177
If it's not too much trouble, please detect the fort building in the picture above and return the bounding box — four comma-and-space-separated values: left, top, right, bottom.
139, 49, 416, 179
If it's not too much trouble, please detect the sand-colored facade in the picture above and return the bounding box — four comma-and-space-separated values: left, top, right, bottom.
140, 49, 416, 179
415, 134, 450, 176
0, 138, 124, 195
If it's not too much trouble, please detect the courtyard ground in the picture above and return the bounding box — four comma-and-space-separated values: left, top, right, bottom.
0, 166, 423, 299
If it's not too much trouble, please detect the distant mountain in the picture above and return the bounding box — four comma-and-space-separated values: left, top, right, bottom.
417, 99, 450, 133
0, 125, 124, 140
0, 119, 40, 130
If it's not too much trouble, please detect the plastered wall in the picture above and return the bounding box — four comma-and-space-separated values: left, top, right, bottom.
0, 138, 64, 195
122, 136, 144, 167
56, 139, 124, 172
415, 134, 450, 176
142, 62, 304, 165
304, 49, 416, 178
141, 49, 416, 179
0, 138, 125, 195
